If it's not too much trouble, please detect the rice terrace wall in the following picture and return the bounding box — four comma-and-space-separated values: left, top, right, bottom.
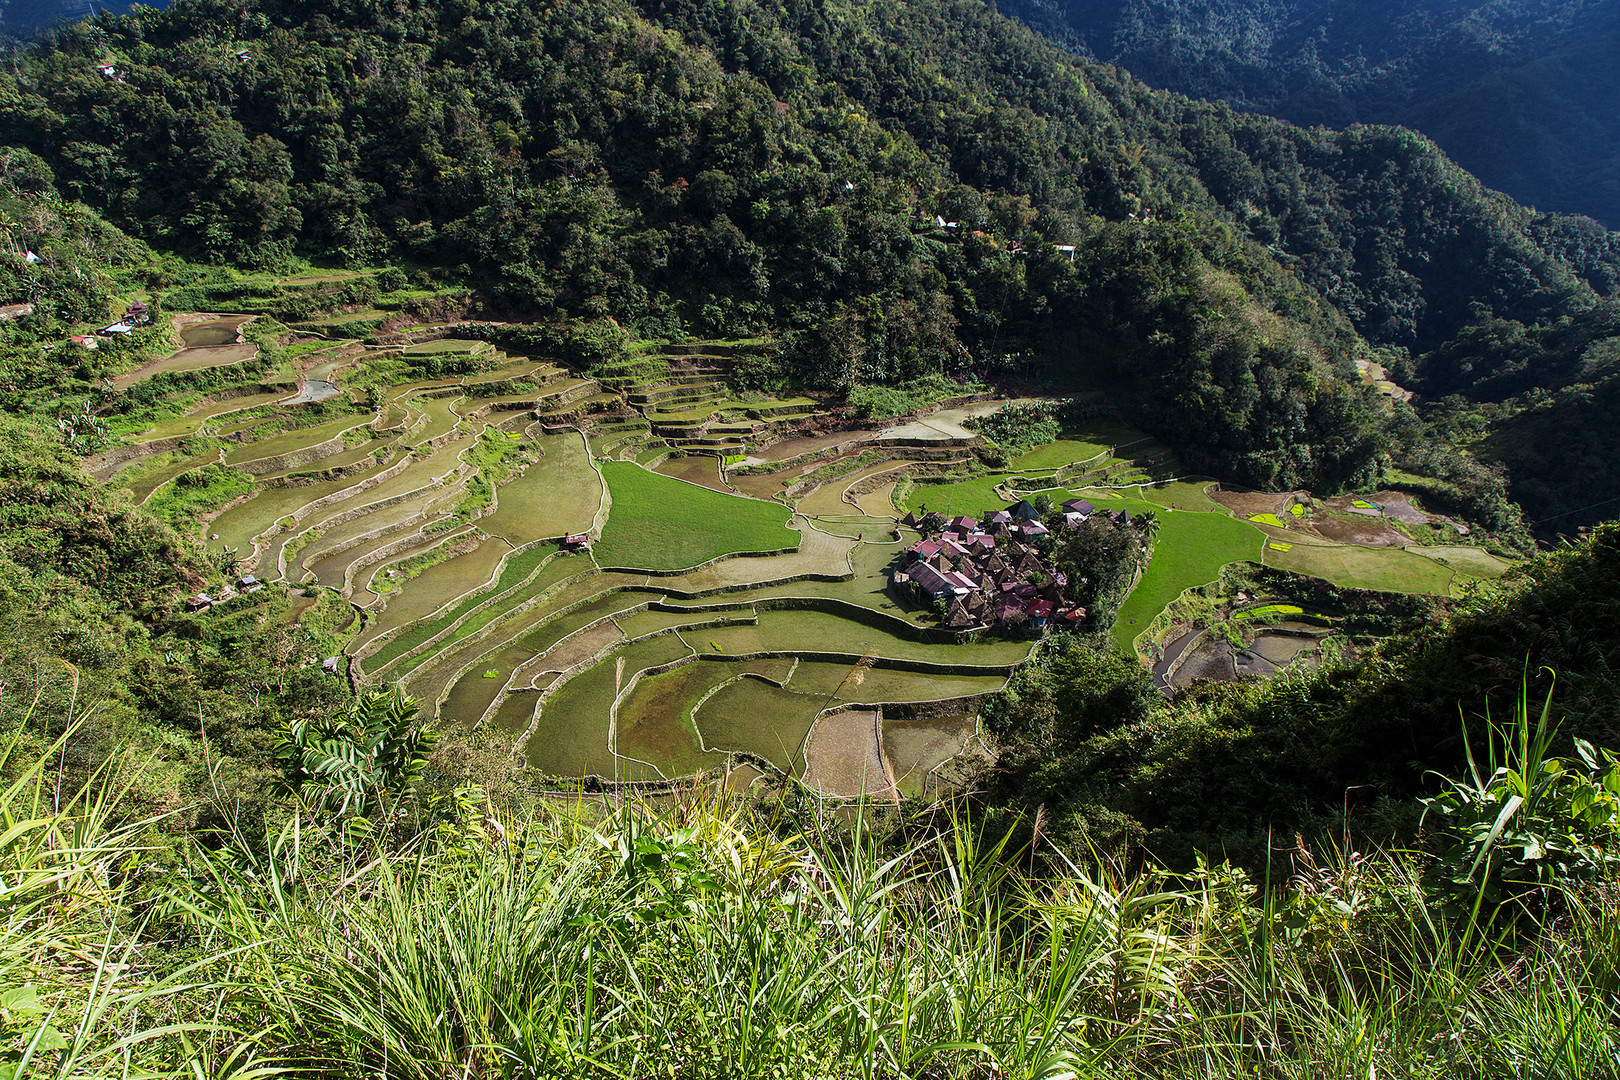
109, 301, 1516, 800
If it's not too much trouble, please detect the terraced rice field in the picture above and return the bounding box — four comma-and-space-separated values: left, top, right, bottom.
223, 414, 370, 469
129, 390, 293, 442
1011, 431, 1136, 472
900, 475, 1008, 519
593, 462, 799, 570
122, 452, 220, 503
525, 633, 697, 777
112, 317, 257, 388
477, 432, 602, 544
132, 331, 1519, 798
1263, 538, 1461, 596
614, 656, 797, 781
1090, 490, 1269, 651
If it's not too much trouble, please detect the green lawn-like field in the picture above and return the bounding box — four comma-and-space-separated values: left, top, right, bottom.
900, 475, 1007, 519
1093, 493, 1268, 653
1264, 541, 1459, 596
1139, 480, 1225, 514
401, 338, 488, 355
594, 462, 799, 571
1011, 432, 1125, 472
1411, 544, 1516, 587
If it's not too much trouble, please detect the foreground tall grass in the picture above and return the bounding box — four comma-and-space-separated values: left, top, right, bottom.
6, 739, 1618, 1077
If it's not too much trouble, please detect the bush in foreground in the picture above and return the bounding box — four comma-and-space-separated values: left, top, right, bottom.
7, 719, 1617, 1079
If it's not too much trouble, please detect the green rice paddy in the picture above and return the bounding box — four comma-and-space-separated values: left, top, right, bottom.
1263, 540, 1460, 595
1011, 433, 1122, 472
134, 342, 1523, 794
1086, 490, 1268, 652
594, 461, 798, 571
700, 608, 1030, 667
899, 475, 1007, 519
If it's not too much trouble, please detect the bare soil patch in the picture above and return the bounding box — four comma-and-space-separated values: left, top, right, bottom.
804, 708, 894, 800
1210, 488, 1295, 517
1308, 514, 1410, 547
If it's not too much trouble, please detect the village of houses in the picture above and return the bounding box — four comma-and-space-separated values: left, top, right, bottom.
895, 496, 1124, 634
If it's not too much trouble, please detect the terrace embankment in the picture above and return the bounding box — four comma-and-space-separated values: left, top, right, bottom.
124, 332, 1519, 798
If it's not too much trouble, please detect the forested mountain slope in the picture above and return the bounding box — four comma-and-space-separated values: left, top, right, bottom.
993, 0, 1620, 229
3, 0, 1620, 530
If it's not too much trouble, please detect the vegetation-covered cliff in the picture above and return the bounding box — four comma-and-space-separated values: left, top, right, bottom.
0, 0, 1614, 533
993, 0, 1620, 229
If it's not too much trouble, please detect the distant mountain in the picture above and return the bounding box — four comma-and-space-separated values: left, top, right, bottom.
6, 0, 1620, 533
0, 0, 153, 37
993, 0, 1620, 228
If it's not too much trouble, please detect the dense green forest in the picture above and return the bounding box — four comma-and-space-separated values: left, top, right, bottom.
2, 0, 1620, 870
0, 0, 1618, 532
993, 0, 1620, 229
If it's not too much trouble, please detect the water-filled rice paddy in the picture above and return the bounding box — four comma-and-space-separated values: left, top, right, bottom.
253, 439, 387, 481
351, 526, 477, 607
224, 414, 370, 468
526, 633, 696, 777
131, 390, 293, 442
440, 643, 539, 728
180, 318, 248, 347
391, 576, 640, 691
882, 709, 979, 799
408, 394, 465, 444
783, 661, 1008, 703
355, 548, 579, 669
691, 676, 827, 776
611, 604, 753, 640
208, 471, 386, 557
614, 656, 796, 781
298, 491, 460, 589
138, 341, 1520, 796
350, 536, 509, 649
854, 482, 898, 517
122, 452, 218, 503
477, 432, 601, 544
490, 691, 542, 735
803, 708, 889, 799
654, 454, 730, 492
509, 587, 664, 661
795, 462, 906, 516
113, 318, 256, 388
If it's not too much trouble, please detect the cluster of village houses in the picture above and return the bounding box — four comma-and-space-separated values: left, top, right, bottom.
185, 573, 265, 612
895, 497, 1126, 633
67, 299, 150, 350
